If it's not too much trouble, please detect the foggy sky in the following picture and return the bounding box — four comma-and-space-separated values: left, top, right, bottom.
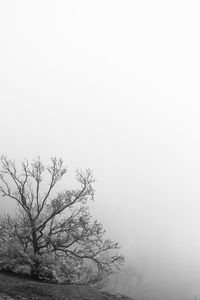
1, 1, 200, 299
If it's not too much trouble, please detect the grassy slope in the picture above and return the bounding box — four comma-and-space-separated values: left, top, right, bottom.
0, 272, 133, 300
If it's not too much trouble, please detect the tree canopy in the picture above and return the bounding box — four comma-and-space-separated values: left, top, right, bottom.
0, 156, 124, 284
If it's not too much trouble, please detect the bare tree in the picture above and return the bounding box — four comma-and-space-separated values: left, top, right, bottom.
0, 156, 124, 283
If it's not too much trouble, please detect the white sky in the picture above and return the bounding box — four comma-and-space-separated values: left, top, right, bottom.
1, 1, 200, 299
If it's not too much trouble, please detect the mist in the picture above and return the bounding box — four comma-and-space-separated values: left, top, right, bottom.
1, 1, 200, 299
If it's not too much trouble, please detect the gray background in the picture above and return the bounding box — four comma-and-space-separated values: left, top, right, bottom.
0, 1, 200, 299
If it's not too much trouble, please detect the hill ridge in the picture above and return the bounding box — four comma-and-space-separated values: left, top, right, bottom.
0, 272, 133, 300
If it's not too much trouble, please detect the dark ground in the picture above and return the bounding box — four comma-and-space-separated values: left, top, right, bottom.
0, 272, 133, 300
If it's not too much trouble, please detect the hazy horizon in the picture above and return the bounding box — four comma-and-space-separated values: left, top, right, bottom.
1, 1, 200, 299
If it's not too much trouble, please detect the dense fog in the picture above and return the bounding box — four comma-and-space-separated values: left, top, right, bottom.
1, 1, 200, 299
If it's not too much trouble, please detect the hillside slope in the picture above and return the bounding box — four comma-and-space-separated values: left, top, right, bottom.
0, 272, 133, 300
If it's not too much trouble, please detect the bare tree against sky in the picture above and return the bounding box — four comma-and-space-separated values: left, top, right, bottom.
0, 156, 124, 283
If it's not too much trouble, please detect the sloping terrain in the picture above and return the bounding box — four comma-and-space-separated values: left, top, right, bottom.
0, 272, 133, 300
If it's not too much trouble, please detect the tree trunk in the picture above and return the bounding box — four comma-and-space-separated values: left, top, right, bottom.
30, 220, 40, 280
31, 261, 40, 280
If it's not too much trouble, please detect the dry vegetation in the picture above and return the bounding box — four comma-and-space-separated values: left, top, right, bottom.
0, 272, 133, 300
